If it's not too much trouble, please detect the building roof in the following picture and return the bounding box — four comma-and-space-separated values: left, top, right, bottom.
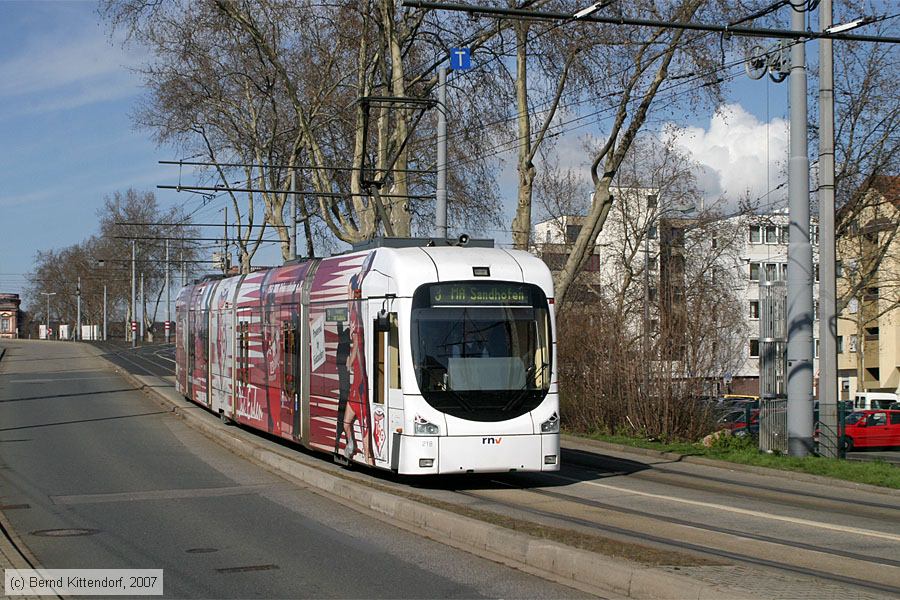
871, 175, 900, 207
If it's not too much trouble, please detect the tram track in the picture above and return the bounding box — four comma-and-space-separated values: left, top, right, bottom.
451, 486, 900, 597
473, 476, 900, 568
563, 447, 900, 515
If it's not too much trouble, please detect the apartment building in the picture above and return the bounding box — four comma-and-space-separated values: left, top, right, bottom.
724, 211, 820, 395
532, 197, 822, 396
836, 176, 900, 397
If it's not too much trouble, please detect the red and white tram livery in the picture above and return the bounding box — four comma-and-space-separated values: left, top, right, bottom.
175, 240, 559, 474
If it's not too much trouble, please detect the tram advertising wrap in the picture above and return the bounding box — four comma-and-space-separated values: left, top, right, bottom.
175, 243, 559, 474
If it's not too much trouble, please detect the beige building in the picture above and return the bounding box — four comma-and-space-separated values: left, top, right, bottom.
0, 293, 21, 339
836, 176, 900, 396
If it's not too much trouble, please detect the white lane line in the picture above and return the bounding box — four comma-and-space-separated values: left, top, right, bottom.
547, 473, 900, 543
10, 376, 123, 383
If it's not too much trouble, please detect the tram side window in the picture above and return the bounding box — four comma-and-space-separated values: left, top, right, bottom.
389, 313, 400, 390
199, 311, 209, 363
282, 322, 296, 396
237, 322, 250, 384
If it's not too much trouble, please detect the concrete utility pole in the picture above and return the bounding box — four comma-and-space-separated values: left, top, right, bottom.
131, 240, 136, 348
103, 285, 107, 341
818, 0, 839, 458
140, 273, 144, 342
436, 66, 448, 239
643, 194, 656, 399
787, 6, 815, 456
223, 206, 229, 273
76, 276, 81, 341
165, 238, 171, 344
290, 168, 298, 259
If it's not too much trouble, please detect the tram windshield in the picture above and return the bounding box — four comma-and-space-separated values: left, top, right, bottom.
411, 282, 552, 421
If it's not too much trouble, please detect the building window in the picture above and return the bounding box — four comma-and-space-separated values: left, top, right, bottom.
780, 263, 788, 281
750, 262, 760, 281
711, 236, 718, 249
648, 225, 658, 240
835, 261, 843, 277
811, 225, 819, 245
814, 263, 819, 282
749, 225, 761, 244
750, 339, 760, 358
780, 225, 789, 244
647, 194, 658, 209
837, 336, 844, 354
542, 253, 567, 270
815, 339, 819, 358
765, 263, 778, 282
849, 335, 858, 353
765, 225, 777, 244
750, 300, 759, 319
566, 224, 582, 244
0, 317, 9, 333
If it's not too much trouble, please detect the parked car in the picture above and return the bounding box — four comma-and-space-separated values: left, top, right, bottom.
717, 408, 760, 436
842, 410, 900, 451
852, 392, 898, 411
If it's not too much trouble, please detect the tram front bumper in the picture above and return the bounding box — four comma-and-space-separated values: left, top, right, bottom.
397, 433, 560, 475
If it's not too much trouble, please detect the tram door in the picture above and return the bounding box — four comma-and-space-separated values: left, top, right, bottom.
185, 309, 195, 399
372, 312, 401, 468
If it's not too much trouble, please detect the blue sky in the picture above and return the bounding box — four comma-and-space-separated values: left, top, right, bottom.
0, 1, 802, 305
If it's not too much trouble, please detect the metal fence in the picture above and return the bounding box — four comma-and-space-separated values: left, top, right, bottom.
758, 278, 787, 453
759, 398, 788, 454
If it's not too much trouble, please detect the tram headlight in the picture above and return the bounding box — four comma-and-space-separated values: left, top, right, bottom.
413, 415, 440, 436
540, 412, 559, 433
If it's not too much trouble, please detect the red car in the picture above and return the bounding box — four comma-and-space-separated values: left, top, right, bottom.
842, 410, 900, 451
717, 408, 760, 434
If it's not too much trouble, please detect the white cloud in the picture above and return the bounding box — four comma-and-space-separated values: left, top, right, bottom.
664, 104, 789, 211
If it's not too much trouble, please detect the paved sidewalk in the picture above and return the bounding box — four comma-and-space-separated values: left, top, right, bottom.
0, 343, 44, 599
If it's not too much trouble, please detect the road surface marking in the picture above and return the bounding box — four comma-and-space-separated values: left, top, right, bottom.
9, 376, 122, 383
51, 483, 286, 505
548, 473, 900, 542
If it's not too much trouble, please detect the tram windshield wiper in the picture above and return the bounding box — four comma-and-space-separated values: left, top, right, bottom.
502, 361, 550, 412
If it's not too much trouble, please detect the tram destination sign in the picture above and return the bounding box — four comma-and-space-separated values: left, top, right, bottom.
429, 283, 531, 306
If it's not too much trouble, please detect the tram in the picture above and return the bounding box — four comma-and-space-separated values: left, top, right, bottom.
174, 238, 559, 475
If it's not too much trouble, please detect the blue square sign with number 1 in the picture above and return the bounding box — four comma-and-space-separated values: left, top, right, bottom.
449, 48, 471, 70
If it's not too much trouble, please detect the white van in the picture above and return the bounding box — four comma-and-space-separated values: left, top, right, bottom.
853, 392, 899, 411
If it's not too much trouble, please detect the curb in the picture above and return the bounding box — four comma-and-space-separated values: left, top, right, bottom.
562, 435, 900, 498
93, 352, 758, 600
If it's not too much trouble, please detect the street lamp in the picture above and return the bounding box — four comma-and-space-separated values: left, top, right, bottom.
97, 259, 107, 341
40, 292, 57, 340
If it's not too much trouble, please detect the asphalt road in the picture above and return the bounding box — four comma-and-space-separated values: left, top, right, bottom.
0, 340, 591, 599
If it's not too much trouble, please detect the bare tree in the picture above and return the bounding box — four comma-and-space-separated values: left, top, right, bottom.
538, 136, 747, 439
538, 0, 759, 308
